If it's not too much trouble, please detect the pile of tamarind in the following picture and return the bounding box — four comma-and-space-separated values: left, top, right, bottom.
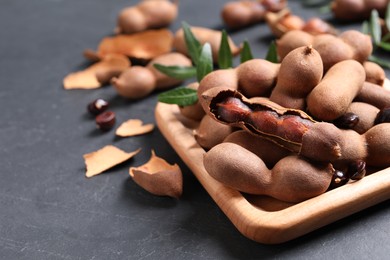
177, 29, 390, 203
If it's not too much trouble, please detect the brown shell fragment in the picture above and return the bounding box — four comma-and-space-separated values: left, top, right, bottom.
116, 119, 155, 137
129, 150, 183, 198
83, 145, 141, 178
63, 54, 130, 89
85, 29, 173, 61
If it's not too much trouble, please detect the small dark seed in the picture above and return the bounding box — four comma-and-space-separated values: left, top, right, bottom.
328, 170, 349, 190
333, 112, 359, 129
348, 160, 366, 180
95, 111, 116, 131
374, 107, 390, 125
87, 99, 109, 115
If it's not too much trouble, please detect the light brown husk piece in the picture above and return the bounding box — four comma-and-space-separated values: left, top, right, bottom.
84, 29, 173, 61
116, 119, 155, 137
129, 150, 183, 198
84, 145, 141, 178
63, 54, 130, 89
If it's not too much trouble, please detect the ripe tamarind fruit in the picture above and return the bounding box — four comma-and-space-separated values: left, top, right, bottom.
269, 46, 323, 110
204, 142, 334, 203
363, 61, 386, 86
306, 60, 365, 121
344, 102, 380, 134
331, 0, 388, 21
112, 52, 191, 99
115, 0, 178, 34
194, 115, 233, 150
178, 83, 205, 121
355, 81, 390, 109
146, 52, 192, 90
223, 130, 291, 168
276, 30, 373, 71
236, 59, 280, 98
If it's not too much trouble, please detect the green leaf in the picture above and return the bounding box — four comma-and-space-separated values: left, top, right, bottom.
218, 30, 233, 69
240, 40, 253, 63
265, 41, 278, 63
196, 43, 213, 82
370, 9, 382, 46
379, 41, 390, 51
368, 55, 390, 69
362, 20, 370, 35
386, 2, 390, 31
153, 64, 197, 80
157, 87, 198, 106
382, 32, 390, 42
182, 22, 202, 65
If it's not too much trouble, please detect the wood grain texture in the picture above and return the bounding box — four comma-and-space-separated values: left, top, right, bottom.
155, 102, 390, 244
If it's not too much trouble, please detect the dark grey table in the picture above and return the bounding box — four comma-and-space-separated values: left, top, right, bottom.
1, 0, 390, 259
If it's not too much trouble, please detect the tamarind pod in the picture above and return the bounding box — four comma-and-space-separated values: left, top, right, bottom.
203, 88, 369, 164
179, 83, 205, 121
146, 52, 192, 90
237, 59, 280, 98
204, 143, 334, 203
198, 69, 238, 112
269, 46, 323, 110
339, 31, 373, 64
364, 123, 390, 167
345, 102, 379, 134
312, 34, 354, 72
331, 0, 366, 21
363, 61, 386, 86
331, 0, 388, 21
300, 122, 367, 162
276, 30, 314, 60
202, 88, 315, 152
223, 130, 291, 168
307, 60, 365, 121
194, 115, 233, 150
355, 81, 390, 109
221, 1, 266, 29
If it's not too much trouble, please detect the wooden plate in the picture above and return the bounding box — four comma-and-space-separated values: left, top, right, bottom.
155, 102, 390, 244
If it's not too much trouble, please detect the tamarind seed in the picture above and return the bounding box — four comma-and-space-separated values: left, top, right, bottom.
95, 111, 116, 131
348, 160, 366, 180
328, 170, 349, 190
333, 112, 360, 129
374, 107, 390, 125
87, 98, 109, 115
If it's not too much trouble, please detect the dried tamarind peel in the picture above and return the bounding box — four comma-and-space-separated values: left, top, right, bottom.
63, 54, 130, 89
83, 145, 141, 178
129, 150, 183, 198
116, 119, 155, 137
85, 29, 173, 61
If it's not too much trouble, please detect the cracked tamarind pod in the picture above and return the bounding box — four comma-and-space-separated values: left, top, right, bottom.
204, 142, 334, 203
201, 88, 368, 164
269, 46, 323, 110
